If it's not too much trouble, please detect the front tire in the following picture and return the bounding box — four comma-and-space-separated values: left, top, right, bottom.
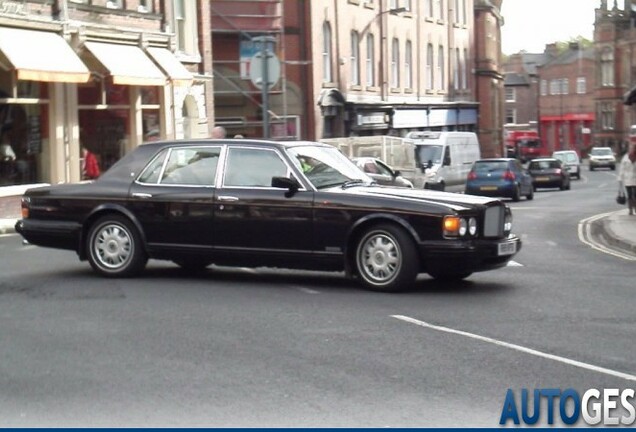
87, 215, 147, 277
354, 224, 418, 292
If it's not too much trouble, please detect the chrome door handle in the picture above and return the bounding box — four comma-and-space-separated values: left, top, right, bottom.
218, 195, 239, 202
132, 192, 153, 199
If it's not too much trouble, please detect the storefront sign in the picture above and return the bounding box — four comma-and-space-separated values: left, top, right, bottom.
356, 112, 387, 126
0, 0, 29, 15
393, 109, 428, 128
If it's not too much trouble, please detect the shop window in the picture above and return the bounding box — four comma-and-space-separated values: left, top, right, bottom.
0, 102, 48, 186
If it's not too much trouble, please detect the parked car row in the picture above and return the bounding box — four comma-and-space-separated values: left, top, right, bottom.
465, 156, 572, 201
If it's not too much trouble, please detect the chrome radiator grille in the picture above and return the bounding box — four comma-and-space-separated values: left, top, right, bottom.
483, 205, 504, 238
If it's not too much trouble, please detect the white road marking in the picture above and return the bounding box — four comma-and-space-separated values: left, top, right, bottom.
506, 260, 523, 267
0, 233, 18, 239
546, 240, 557, 247
578, 212, 636, 261
392, 315, 636, 382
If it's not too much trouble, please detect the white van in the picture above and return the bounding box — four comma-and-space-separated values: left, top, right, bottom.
405, 131, 481, 191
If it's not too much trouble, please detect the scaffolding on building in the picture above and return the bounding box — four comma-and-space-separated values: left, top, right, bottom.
211, 0, 295, 139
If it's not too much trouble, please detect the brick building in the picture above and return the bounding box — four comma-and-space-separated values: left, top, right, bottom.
474, 0, 505, 157
503, 52, 548, 128
210, 0, 505, 157
538, 43, 596, 155
599, 0, 636, 153
0, 0, 213, 189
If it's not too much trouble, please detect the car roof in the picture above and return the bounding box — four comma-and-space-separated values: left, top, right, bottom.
552, 150, 577, 154
473, 158, 515, 163
529, 157, 560, 162
139, 138, 331, 151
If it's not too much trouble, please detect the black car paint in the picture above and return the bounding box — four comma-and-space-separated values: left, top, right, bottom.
16, 139, 521, 290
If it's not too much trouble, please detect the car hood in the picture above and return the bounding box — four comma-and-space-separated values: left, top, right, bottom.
327, 184, 501, 211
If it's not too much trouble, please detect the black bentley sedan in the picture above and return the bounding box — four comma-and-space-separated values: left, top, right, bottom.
15, 139, 521, 292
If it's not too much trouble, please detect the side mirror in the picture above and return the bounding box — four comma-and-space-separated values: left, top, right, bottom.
272, 176, 299, 196
393, 169, 401, 177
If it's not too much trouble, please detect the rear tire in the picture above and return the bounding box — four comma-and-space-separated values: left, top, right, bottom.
526, 187, 534, 200
87, 215, 147, 277
512, 185, 521, 202
354, 224, 418, 292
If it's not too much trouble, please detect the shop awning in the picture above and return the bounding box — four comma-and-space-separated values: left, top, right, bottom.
0, 27, 90, 83
82, 42, 166, 86
146, 47, 193, 86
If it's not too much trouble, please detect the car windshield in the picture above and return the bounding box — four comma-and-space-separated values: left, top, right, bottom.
415, 145, 443, 166
554, 152, 578, 163
286, 145, 371, 189
591, 148, 613, 156
519, 139, 540, 148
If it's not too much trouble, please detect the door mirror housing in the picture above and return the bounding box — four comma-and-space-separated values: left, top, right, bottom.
272, 176, 299, 195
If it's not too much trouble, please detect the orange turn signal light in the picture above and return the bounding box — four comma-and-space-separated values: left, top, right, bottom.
443, 216, 460, 236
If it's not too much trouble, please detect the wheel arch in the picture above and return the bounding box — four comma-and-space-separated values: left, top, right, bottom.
78, 204, 147, 260
343, 214, 421, 277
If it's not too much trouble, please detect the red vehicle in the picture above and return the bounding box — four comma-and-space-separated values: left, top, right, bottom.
505, 130, 543, 162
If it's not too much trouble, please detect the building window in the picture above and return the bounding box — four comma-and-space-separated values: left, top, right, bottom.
106, 0, 122, 8
454, 0, 460, 23
405, 41, 412, 89
505, 87, 515, 102
599, 102, 615, 130
437, 46, 445, 90
138, 0, 153, 13
391, 38, 400, 88
601, 48, 614, 87
390, 0, 398, 9
426, 44, 434, 90
351, 31, 360, 86
561, 78, 569, 95
436, 0, 444, 20
425, 0, 433, 17
540, 79, 547, 96
505, 108, 516, 124
576, 77, 586, 94
403, 0, 411, 11
462, 48, 468, 89
462, 0, 467, 24
323, 22, 332, 83
453, 48, 459, 90
366, 34, 375, 86
174, 0, 198, 58
550, 79, 559, 95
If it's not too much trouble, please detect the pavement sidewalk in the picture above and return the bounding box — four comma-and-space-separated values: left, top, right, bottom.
1, 185, 636, 259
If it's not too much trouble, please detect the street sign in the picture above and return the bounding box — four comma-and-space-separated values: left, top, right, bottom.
249, 51, 281, 90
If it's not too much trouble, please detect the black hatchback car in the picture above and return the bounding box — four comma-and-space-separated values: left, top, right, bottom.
527, 158, 571, 191
16, 139, 521, 292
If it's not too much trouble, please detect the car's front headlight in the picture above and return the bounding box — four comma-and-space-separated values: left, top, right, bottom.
443, 215, 479, 238
504, 211, 513, 235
